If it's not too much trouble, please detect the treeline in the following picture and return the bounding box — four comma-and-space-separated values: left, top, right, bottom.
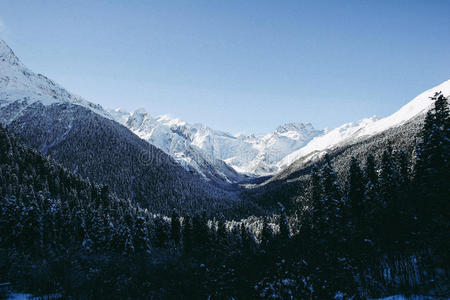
0, 93, 448, 298
1, 102, 244, 216
249, 103, 426, 213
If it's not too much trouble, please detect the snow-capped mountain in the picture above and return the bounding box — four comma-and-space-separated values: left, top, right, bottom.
278, 79, 450, 169
0, 39, 110, 120
109, 107, 322, 178
0, 39, 240, 213
112, 78, 450, 180
110, 107, 245, 184
3, 37, 448, 186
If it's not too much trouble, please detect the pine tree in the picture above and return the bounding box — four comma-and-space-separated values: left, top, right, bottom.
170, 210, 181, 245
347, 157, 365, 230
154, 216, 167, 248
320, 154, 343, 237
240, 223, 253, 254
192, 212, 209, 245
378, 146, 397, 209
414, 92, 449, 250
365, 154, 378, 186
415, 92, 449, 208
363, 153, 379, 226
278, 210, 290, 241
396, 149, 410, 186
309, 166, 322, 232
182, 215, 192, 252
260, 217, 272, 249
216, 217, 227, 243
134, 214, 150, 252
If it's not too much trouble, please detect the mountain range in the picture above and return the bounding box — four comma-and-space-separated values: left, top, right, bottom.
109, 107, 321, 181
0, 39, 244, 215
0, 38, 449, 209
109, 80, 450, 183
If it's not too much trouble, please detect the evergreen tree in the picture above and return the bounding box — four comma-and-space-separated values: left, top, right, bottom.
260, 217, 272, 249
378, 146, 397, 209
414, 92, 449, 254
347, 157, 365, 230
309, 166, 322, 232
182, 215, 192, 252
396, 149, 410, 186
239, 223, 253, 254
192, 212, 209, 245
415, 93, 450, 215
134, 214, 150, 252
216, 217, 227, 243
363, 153, 379, 227
154, 216, 167, 248
365, 154, 378, 187
170, 210, 181, 245
320, 154, 343, 237
278, 210, 290, 241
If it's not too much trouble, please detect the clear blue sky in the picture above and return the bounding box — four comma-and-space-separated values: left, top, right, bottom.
1, 0, 449, 134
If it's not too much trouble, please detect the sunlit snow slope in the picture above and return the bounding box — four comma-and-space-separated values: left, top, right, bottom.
279, 79, 450, 169
109, 107, 322, 178
0, 39, 110, 120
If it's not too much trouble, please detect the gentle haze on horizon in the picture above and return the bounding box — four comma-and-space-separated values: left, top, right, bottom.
1, 0, 449, 134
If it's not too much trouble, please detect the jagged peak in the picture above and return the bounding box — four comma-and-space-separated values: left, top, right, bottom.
275, 122, 315, 134
157, 114, 186, 127
0, 39, 21, 67
134, 107, 148, 115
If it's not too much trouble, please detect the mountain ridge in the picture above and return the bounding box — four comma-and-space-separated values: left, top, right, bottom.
109, 78, 449, 181
0, 39, 243, 215
2, 38, 449, 187
109, 106, 322, 178
278, 79, 450, 170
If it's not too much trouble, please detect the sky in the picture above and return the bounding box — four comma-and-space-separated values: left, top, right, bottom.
1, 0, 449, 134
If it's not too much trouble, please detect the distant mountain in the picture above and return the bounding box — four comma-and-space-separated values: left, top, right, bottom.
110, 108, 246, 184
0, 40, 109, 119
247, 79, 450, 211
109, 107, 321, 178
277, 79, 450, 171
109, 79, 450, 181
0, 39, 243, 215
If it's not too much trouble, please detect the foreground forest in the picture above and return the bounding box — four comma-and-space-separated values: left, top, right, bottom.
0, 93, 449, 298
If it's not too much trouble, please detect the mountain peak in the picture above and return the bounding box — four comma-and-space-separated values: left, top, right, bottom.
134, 107, 149, 115
0, 39, 21, 67
0, 40, 111, 119
275, 122, 315, 134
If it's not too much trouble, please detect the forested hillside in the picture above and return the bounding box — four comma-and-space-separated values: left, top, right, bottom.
1, 93, 448, 298
0, 101, 250, 216
0, 38, 250, 216
246, 110, 425, 212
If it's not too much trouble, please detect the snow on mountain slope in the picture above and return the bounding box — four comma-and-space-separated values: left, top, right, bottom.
226, 123, 322, 175
0, 40, 240, 213
110, 108, 321, 177
113, 78, 449, 179
0, 38, 319, 181
5, 37, 444, 182
279, 79, 450, 169
0, 39, 110, 119
112, 108, 244, 184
